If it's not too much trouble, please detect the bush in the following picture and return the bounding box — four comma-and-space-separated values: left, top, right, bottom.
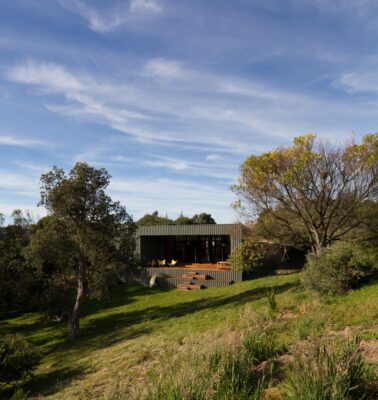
0, 334, 40, 383
302, 242, 376, 295
228, 240, 266, 272
284, 337, 376, 400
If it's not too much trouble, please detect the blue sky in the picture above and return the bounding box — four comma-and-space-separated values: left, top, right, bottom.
1, 0, 378, 223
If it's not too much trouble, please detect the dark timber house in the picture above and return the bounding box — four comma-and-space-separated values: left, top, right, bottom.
135, 224, 244, 289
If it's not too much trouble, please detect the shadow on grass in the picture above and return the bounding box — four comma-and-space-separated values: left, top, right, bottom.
0, 365, 85, 400
81, 281, 298, 351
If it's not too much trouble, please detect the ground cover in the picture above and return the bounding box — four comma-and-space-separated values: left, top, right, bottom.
1, 270, 377, 399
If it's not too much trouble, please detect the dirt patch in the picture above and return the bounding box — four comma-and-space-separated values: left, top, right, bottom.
360, 339, 378, 370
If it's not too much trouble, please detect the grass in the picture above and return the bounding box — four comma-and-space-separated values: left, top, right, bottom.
0, 271, 377, 399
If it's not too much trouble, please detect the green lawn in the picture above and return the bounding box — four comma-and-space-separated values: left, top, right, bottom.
1, 271, 377, 399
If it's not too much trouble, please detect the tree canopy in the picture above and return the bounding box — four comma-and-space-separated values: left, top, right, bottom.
137, 211, 216, 226
232, 134, 378, 253
25, 163, 136, 340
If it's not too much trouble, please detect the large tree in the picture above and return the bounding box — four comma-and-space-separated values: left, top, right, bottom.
26, 163, 136, 340
232, 134, 378, 254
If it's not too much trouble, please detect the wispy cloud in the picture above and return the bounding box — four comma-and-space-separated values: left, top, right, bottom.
56, 0, 163, 33
109, 176, 237, 222
335, 70, 378, 94
6, 59, 314, 158
0, 134, 48, 148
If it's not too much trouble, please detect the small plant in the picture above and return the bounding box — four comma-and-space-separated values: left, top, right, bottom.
296, 317, 325, 340
267, 288, 279, 316
284, 337, 376, 400
0, 334, 40, 384
302, 242, 376, 295
243, 331, 283, 363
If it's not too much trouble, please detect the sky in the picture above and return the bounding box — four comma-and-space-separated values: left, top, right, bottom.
1, 0, 378, 223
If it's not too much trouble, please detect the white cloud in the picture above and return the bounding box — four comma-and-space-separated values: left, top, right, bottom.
206, 154, 221, 161
142, 58, 188, 80
335, 71, 378, 94
57, 0, 163, 33
109, 176, 238, 222
8, 61, 83, 92
130, 0, 162, 14
0, 134, 48, 148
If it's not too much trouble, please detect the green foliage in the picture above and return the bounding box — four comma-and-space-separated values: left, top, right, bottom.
137, 211, 174, 226
297, 317, 325, 340
10, 388, 27, 400
0, 334, 40, 384
284, 337, 376, 400
26, 163, 136, 339
243, 330, 283, 363
266, 288, 279, 316
191, 213, 216, 225
0, 212, 38, 310
137, 211, 216, 226
228, 240, 266, 272
302, 242, 376, 295
233, 134, 378, 253
146, 332, 275, 400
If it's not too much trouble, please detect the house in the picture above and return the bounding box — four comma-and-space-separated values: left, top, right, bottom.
134, 224, 244, 290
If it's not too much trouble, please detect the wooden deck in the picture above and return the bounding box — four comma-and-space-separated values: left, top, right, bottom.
134, 264, 243, 289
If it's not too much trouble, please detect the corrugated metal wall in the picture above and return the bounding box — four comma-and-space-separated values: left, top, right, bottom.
136, 224, 243, 256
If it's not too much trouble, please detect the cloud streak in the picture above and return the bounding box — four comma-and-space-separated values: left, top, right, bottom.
56, 0, 163, 32
0, 134, 48, 148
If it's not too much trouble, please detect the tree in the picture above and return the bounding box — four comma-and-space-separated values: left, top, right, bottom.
0, 210, 36, 310
191, 213, 216, 224
137, 211, 173, 226
26, 163, 136, 340
232, 134, 378, 254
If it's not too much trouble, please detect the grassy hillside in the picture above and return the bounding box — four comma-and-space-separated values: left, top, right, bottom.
1, 270, 377, 399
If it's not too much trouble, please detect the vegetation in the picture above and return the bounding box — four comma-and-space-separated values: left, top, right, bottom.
302, 242, 377, 295
0, 334, 40, 384
27, 163, 136, 340
0, 272, 377, 399
233, 134, 378, 253
284, 337, 375, 400
137, 211, 216, 226
228, 239, 266, 272
0, 134, 377, 398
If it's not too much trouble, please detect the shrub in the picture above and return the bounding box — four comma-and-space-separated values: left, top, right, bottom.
0, 334, 40, 383
228, 240, 266, 272
284, 337, 376, 400
302, 242, 376, 295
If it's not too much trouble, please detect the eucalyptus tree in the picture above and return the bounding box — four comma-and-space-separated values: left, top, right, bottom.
233, 134, 378, 254
26, 163, 136, 340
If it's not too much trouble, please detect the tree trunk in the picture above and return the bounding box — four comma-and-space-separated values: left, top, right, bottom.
68, 258, 87, 340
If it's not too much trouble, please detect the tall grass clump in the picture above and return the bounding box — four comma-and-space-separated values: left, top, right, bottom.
144, 312, 283, 400
284, 337, 376, 400
302, 242, 376, 296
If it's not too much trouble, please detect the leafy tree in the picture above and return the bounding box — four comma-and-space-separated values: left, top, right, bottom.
191, 213, 216, 224
137, 211, 173, 226
25, 163, 136, 340
138, 211, 216, 225
232, 134, 378, 254
0, 211, 36, 310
